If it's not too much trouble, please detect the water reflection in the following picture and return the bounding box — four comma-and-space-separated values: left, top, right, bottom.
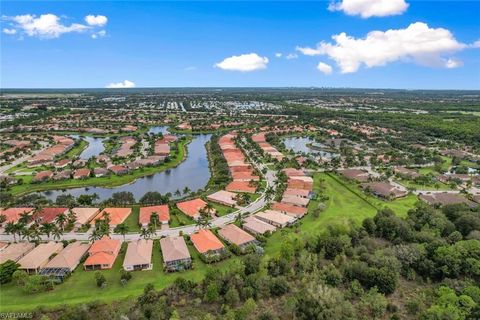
39, 134, 212, 202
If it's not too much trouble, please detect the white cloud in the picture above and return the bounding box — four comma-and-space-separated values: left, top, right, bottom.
91, 30, 106, 39
2, 28, 17, 35
328, 0, 409, 18
106, 80, 136, 88
297, 22, 469, 73
3, 13, 108, 39
286, 53, 298, 60
85, 15, 108, 27
445, 58, 463, 69
275, 53, 283, 58
4, 14, 89, 39
472, 40, 480, 48
184, 66, 197, 71
317, 62, 333, 75
215, 53, 269, 72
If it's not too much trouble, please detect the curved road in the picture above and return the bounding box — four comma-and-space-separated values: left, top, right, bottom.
0, 149, 277, 242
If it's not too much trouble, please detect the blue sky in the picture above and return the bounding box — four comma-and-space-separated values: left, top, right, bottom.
1, 1, 479, 89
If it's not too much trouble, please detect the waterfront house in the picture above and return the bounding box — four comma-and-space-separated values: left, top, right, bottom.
71, 207, 100, 229
176, 198, 209, 220
35, 207, 68, 224
139, 205, 170, 228
91, 207, 132, 229
0, 207, 34, 226
206, 190, 237, 207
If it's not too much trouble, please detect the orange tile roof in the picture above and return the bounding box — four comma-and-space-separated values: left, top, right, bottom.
176, 198, 207, 218
226, 181, 257, 194
271, 202, 307, 217
139, 205, 170, 225
88, 236, 121, 255
190, 229, 224, 254
92, 207, 132, 226
0, 208, 34, 224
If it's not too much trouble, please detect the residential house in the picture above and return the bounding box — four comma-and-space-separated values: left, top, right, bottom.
207, 190, 237, 207
176, 198, 209, 220
91, 207, 132, 229
190, 229, 225, 256
84, 236, 121, 270
160, 236, 192, 272
139, 205, 170, 228
18, 242, 63, 274
0, 242, 35, 264
218, 224, 257, 248
242, 216, 276, 235
123, 239, 153, 271
255, 210, 295, 228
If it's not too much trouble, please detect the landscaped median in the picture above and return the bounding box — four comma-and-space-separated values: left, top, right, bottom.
7, 137, 192, 197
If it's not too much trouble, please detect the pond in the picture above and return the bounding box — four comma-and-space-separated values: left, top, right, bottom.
148, 126, 169, 135
283, 137, 337, 159
76, 136, 106, 160
39, 134, 212, 202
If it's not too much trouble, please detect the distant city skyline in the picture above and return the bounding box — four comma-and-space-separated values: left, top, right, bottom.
1, 1, 479, 89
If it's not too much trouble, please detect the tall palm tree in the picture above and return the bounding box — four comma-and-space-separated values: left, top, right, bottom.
235, 212, 244, 227
40, 223, 55, 239
114, 223, 129, 242
18, 212, 31, 225
67, 208, 77, 226
55, 213, 67, 231
150, 212, 159, 230
52, 226, 63, 241
28, 225, 41, 242
5, 222, 22, 242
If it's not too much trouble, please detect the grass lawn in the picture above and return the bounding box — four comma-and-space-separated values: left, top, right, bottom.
123, 206, 141, 232
169, 208, 195, 228
64, 140, 88, 159
210, 202, 235, 217
8, 138, 191, 196
0, 239, 239, 312
0, 173, 419, 312
263, 172, 418, 257
395, 179, 455, 191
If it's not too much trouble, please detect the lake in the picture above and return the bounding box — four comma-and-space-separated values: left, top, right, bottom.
283, 137, 336, 159
39, 134, 212, 202
77, 136, 106, 160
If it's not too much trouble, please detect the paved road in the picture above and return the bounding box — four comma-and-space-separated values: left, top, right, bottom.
0, 142, 49, 174
0, 142, 277, 242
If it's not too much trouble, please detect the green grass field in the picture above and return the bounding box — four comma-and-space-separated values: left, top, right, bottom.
0, 172, 419, 312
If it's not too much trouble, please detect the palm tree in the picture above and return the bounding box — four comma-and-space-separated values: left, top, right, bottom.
40, 223, 55, 239
52, 226, 63, 241
18, 212, 31, 225
28, 225, 41, 242
235, 212, 244, 227
140, 227, 151, 240
5, 222, 22, 242
89, 229, 102, 243
183, 186, 191, 195
150, 212, 159, 230
114, 223, 129, 242
67, 208, 77, 226
55, 213, 67, 231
